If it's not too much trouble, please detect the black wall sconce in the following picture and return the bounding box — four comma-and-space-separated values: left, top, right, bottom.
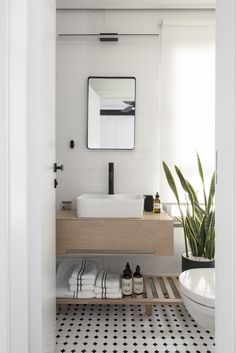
99, 33, 119, 42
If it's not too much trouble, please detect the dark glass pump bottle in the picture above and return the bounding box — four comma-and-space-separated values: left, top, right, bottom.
122, 262, 133, 296
133, 265, 143, 295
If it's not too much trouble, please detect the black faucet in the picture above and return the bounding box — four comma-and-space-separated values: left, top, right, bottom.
108, 162, 114, 195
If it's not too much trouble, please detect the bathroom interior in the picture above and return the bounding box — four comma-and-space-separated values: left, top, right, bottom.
55, 4, 215, 353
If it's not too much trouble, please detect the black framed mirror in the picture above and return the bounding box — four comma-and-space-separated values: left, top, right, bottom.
87, 76, 136, 150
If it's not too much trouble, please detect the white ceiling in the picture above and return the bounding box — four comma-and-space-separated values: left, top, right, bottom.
56, 0, 216, 10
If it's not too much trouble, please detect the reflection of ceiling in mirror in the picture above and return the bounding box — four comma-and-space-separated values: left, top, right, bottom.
89, 78, 135, 91
89, 78, 136, 116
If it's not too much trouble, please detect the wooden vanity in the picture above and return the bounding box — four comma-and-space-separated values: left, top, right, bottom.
56, 210, 174, 257
56, 210, 182, 315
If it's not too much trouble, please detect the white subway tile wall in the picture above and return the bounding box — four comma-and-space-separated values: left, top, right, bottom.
56, 10, 161, 210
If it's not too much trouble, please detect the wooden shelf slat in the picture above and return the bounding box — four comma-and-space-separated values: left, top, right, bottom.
153, 276, 165, 299
162, 276, 176, 299
144, 276, 153, 298
172, 276, 181, 298
172, 276, 180, 291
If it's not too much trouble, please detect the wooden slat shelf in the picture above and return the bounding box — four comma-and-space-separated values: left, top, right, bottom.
57, 275, 182, 315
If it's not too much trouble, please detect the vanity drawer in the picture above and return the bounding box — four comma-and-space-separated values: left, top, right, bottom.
56, 211, 174, 256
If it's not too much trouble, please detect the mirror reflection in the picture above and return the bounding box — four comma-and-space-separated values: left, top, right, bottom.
87, 77, 136, 150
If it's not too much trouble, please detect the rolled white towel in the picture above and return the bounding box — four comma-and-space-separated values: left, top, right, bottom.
95, 290, 122, 299
69, 284, 94, 292
69, 278, 95, 286
95, 271, 121, 289
70, 261, 98, 282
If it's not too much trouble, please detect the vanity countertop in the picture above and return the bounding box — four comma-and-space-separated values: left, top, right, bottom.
56, 209, 173, 222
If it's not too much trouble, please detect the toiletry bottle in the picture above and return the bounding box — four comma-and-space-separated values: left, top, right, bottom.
153, 192, 161, 213
122, 262, 133, 296
133, 265, 143, 295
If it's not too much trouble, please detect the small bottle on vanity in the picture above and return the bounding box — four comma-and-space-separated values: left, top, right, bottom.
122, 262, 133, 296
153, 192, 161, 213
133, 265, 144, 295
144, 195, 154, 212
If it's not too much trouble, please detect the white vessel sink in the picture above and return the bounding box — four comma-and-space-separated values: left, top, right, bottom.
76, 194, 144, 218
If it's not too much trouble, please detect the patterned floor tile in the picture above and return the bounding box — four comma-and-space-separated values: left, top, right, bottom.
56, 304, 215, 353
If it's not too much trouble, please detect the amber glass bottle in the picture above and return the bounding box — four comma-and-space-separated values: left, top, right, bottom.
133, 265, 143, 294
122, 263, 133, 296
153, 192, 161, 213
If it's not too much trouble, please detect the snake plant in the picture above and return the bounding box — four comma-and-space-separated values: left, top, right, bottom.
163, 154, 215, 260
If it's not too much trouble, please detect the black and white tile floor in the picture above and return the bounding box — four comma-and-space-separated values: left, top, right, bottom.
56, 304, 215, 353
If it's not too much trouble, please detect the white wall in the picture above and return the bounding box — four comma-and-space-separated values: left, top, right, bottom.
56, 9, 214, 274
56, 10, 161, 208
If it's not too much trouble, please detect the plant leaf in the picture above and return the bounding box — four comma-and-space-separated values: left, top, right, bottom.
174, 216, 182, 224
175, 166, 195, 213
204, 212, 215, 259
197, 153, 204, 183
207, 171, 215, 212
198, 213, 207, 255
197, 153, 207, 207
162, 162, 180, 205
186, 181, 199, 204
185, 217, 199, 256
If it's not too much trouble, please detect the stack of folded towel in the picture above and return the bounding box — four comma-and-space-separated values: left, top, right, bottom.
56, 261, 97, 299
69, 260, 97, 299
56, 261, 122, 299
95, 270, 122, 299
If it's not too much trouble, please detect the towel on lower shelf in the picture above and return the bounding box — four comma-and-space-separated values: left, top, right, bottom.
69, 278, 95, 286
70, 261, 98, 283
95, 271, 121, 299
72, 290, 95, 299
95, 290, 122, 299
94, 287, 122, 294
68, 261, 98, 292
69, 284, 94, 292
95, 271, 120, 290
56, 262, 75, 279
56, 277, 95, 299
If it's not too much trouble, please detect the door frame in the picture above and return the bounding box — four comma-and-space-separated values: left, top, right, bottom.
0, 0, 56, 352
0, 0, 30, 352
215, 0, 236, 351
0, 1, 10, 351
